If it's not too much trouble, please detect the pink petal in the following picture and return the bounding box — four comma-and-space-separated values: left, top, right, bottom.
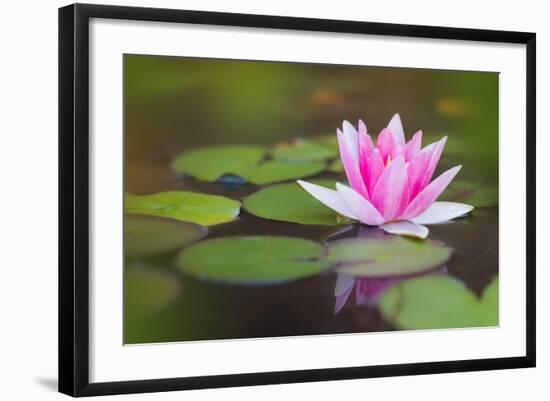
297, 180, 357, 220
411, 201, 474, 225
379, 221, 429, 239
358, 123, 374, 191
335, 183, 386, 226
358, 119, 368, 137
342, 120, 359, 163
418, 136, 448, 191
387, 113, 405, 146
391, 144, 405, 160
371, 156, 408, 221
404, 130, 423, 161
376, 128, 395, 161
337, 129, 369, 199
407, 150, 430, 200
396, 175, 410, 217
366, 149, 385, 195
400, 165, 462, 220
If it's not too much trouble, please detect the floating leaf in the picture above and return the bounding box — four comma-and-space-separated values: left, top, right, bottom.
171, 145, 266, 182
171, 145, 325, 184
124, 214, 207, 258
270, 139, 337, 161
176, 236, 330, 284
378, 275, 499, 330
440, 180, 498, 207
125, 191, 240, 226
327, 236, 452, 277
243, 180, 348, 225
125, 263, 182, 321
245, 160, 325, 185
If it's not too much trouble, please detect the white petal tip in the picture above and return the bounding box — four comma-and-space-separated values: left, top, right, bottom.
411, 202, 474, 225
380, 221, 429, 239
296, 180, 357, 220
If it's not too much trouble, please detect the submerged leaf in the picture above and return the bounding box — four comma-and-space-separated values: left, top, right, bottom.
327, 236, 452, 277
125, 263, 182, 321
243, 180, 348, 225
378, 275, 499, 330
125, 214, 207, 258
125, 191, 240, 226
176, 236, 330, 284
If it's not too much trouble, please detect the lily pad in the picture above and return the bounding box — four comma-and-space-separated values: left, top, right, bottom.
125, 214, 207, 258
176, 236, 330, 284
244, 160, 326, 185
270, 139, 337, 161
171, 145, 266, 181
171, 145, 325, 185
125, 263, 182, 321
243, 180, 349, 225
125, 191, 240, 226
378, 275, 499, 329
327, 236, 452, 277
440, 180, 498, 207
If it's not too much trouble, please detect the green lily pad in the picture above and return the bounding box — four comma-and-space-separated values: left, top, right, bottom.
125, 263, 182, 321
171, 145, 325, 184
245, 160, 326, 185
176, 236, 330, 285
440, 180, 498, 207
378, 275, 499, 329
125, 191, 240, 226
270, 139, 337, 161
243, 180, 348, 225
327, 236, 452, 277
328, 159, 344, 173
125, 214, 207, 258
171, 145, 266, 182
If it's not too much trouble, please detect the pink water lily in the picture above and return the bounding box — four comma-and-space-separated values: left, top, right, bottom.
298, 114, 473, 239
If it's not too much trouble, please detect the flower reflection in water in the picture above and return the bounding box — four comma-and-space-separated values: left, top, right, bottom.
334, 265, 449, 315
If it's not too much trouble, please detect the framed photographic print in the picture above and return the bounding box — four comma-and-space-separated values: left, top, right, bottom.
58, 3, 536, 397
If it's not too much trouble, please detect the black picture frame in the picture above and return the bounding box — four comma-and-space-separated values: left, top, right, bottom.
58, 3, 536, 397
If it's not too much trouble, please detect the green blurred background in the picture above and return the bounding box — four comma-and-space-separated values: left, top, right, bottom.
125, 54, 498, 192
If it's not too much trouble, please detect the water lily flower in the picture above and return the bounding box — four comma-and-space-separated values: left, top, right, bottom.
298, 114, 473, 239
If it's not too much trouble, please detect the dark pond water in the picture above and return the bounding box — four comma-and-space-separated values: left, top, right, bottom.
123, 55, 499, 344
